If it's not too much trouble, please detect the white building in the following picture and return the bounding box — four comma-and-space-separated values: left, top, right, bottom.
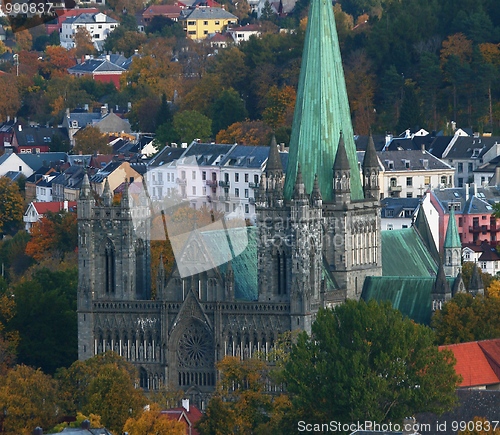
35, 173, 59, 202
60, 12, 118, 50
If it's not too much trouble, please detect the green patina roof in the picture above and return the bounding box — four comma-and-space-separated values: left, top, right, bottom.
283, 0, 363, 202
381, 228, 438, 277
200, 227, 258, 301
362, 276, 457, 325
444, 208, 461, 249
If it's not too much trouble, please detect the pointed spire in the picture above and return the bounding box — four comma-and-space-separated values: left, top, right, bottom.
444, 208, 461, 249
283, 0, 363, 201
433, 260, 451, 297
311, 173, 322, 201
121, 178, 131, 208
293, 163, 305, 199
469, 263, 484, 296
363, 133, 379, 169
257, 172, 266, 203
266, 135, 283, 175
102, 178, 112, 206
333, 132, 350, 171
79, 172, 91, 199
452, 272, 464, 296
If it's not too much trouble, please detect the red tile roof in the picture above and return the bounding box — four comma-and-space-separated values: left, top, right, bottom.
478, 339, 500, 380
32, 201, 77, 215
162, 405, 202, 435
440, 341, 500, 387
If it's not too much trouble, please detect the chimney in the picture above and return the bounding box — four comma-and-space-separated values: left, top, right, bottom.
279, 142, 285, 152
465, 183, 469, 201
6, 115, 9, 122
182, 398, 190, 413
473, 182, 478, 197
421, 144, 425, 153
105, 54, 110, 62
18, 124, 22, 131
100, 105, 108, 118
64, 200, 68, 211
496, 166, 500, 187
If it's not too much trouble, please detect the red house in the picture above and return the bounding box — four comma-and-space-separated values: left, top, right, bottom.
162, 399, 202, 435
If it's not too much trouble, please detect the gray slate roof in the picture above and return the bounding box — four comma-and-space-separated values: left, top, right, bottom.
64, 12, 118, 24
378, 150, 452, 171
380, 197, 421, 219
179, 7, 237, 20
444, 136, 499, 160
19, 152, 68, 171
149, 146, 185, 167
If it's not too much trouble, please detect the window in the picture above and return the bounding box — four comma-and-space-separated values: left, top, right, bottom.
402, 225, 408, 229
204, 20, 208, 25
424, 176, 430, 185
204, 30, 208, 35
468, 162, 473, 172
215, 20, 220, 25
390, 177, 397, 187
457, 162, 463, 173
244, 189, 249, 198
254, 174, 259, 184
406, 192, 413, 198
441, 176, 447, 185
181, 171, 186, 180
406, 177, 412, 186
386, 209, 394, 217
235, 188, 239, 197
464, 252, 470, 260
245, 173, 249, 182
245, 204, 249, 213
459, 217, 463, 227
188, 31, 196, 35
93, 34, 100, 39
481, 261, 487, 269
458, 178, 463, 187
202, 171, 206, 180
192, 186, 196, 195
202, 187, 206, 195
188, 21, 195, 25
235, 173, 239, 182
224, 173, 229, 182
225, 203, 229, 212
192, 171, 196, 180
404, 160, 410, 169
387, 224, 393, 230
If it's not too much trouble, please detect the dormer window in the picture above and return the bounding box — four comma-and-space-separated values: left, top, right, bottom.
472, 148, 481, 158
386, 160, 394, 170
403, 160, 410, 169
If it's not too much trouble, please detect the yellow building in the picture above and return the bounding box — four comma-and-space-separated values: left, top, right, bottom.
180, 7, 238, 40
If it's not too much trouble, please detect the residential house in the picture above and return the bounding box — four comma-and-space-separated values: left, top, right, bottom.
68, 54, 130, 89
62, 107, 132, 147
10, 125, 60, 154
35, 172, 61, 202
51, 165, 87, 201
45, 420, 112, 434
46, 8, 99, 34
142, 4, 183, 24
380, 197, 421, 231
25, 167, 57, 202
23, 200, 77, 232
226, 24, 261, 43
462, 242, 500, 276
439, 339, 500, 390
60, 12, 119, 51
423, 184, 500, 252
376, 149, 454, 199
162, 399, 202, 435
0, 152, 67, 178
207, 32, 233, 48
179, 7, 237, 40
90, 161, 144, 196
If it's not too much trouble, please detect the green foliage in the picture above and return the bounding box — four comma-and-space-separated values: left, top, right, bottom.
0, 231, 32, 279
461, 261, 494, 290
211, 88, 248, 136
9, 268, 78, 374
431, 293, 500, 344
173, 110, 212, 143
283, 301, 460, 426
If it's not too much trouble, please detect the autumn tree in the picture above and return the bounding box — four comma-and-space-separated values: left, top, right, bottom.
216, 120, 272, 145
123, 403, 185, 435
283, 301, 460, 428
74, 125, 110, 154
0, 365, 61, 435
0, 77, 21, 123
0, 278, 18, 375
0, 177, 24, 236
211, 88, 248, 137
56, 353, 147, 433
74, 27, 95, 58
42, 45, 76, 79
262, 85, 296, 130
431, 293, 500, 344
461, 261, 494, 290
487, 280, 500, 298
173, 110, 212, 143
14, 30, 32, 52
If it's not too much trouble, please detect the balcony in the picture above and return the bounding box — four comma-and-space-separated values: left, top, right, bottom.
249, 197, 255, 205
176, 178, 187, 185
205, 179, 218, 187
249, 182, 259, 188
219, 195, 231, 202
469, 225, 488, 233
219, 180, 230, 188
389, 185, 402, 192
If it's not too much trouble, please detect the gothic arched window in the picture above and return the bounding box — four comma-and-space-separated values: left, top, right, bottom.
104, 238, 115, 294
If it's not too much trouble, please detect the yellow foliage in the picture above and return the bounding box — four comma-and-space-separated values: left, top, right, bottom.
440, 33, 473, 65
487, 279, 500, 298
122, 403, 185, 435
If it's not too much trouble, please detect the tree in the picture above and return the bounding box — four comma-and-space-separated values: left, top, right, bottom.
0, 177, 24, 236
211, 88, 248, 137
0, 278, 18, 375
172, 110, 212, 143
458, 416, 500, 435
73, 125, 110, 154
74, 27, 95, 58
216, 120, 272, 145
14, 30, 32, 52
262, 85, 296, 130
0, 365, 61, 435
431, 293, 500, 344
122, 403, 185, 435
0, 77, 21, 123
461, 262, 494, 290
9, 268, 78, 374
283, 301, 460, 427
487, 280, 500, 298
56, 353, 147, 433
42, 45, 76, 79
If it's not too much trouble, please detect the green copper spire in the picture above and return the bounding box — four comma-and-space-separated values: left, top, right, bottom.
283, 0, 363, 201
444, 208, 461, 249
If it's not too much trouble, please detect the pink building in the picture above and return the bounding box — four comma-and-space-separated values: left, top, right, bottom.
427, 186, 500, 252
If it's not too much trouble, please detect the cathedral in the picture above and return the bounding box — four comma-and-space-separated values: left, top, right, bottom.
76, 0, 465, 406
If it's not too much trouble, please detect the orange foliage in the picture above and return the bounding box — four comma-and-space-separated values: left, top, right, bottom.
262, 85, 296, 129
479, 42, 500, 66
25, 218, 55, 261
440, 33, 473, 65
216, 120, 272, 145
42, 45, 76, 78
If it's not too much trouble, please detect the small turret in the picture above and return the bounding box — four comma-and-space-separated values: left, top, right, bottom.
432, 260, 451, 310
469, 262, 484, 296
333, 132, 351, 203
102, 178, 113, 206
443, 208, 462, 277
293, 163, 306, 201
362, 133, 379, 200
80, 172, 91, 200
311, 173, 322, 207
121, 179, 131, 208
